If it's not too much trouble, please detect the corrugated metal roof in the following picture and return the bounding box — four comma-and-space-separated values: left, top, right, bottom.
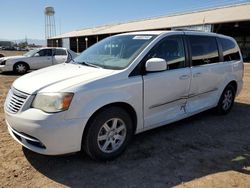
50, 3, 250, 39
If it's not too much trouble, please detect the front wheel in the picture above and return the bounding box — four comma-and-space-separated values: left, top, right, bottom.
83, 106, 133, 161
215, 85, 236, 115
14, 62, 28, 74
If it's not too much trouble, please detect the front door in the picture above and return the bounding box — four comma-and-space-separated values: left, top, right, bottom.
143, 35, 191, 128
30, 49, 53, 69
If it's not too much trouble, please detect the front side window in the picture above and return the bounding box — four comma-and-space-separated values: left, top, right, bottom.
189, 35, 219, 66
146, 35, 185, 70
74, 35, 156, 70
219, 38, 240, 61
38, 49, 52, 57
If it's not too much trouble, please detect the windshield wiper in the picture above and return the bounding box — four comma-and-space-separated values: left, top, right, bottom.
80, 61, 103, 69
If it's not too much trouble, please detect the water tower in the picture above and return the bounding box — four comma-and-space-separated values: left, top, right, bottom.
44, 6, 56, 39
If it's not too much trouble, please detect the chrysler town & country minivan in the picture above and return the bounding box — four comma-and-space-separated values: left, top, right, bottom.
4, 31, 243, 160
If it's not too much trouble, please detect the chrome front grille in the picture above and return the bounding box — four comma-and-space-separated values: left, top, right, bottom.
6, 88, 29, 113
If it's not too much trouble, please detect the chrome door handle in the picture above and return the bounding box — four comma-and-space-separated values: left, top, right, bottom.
179, 75, 190, 80
193, 72, 202, 77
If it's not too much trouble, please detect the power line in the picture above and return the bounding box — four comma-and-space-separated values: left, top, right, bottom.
157, 0, 250, 17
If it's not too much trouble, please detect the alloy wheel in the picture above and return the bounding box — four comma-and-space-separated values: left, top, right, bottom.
16, 64, 27, 73
97, 118, 127, 153
222, 89, 233, 111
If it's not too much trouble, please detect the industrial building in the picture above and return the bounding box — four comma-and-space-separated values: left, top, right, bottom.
48, 3, 250, 61
0, 41, 14, 49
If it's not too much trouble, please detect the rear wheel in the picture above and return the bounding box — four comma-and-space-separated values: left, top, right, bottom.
14, 62, 28, 74
215, 85, 236, 115
83, 106, 133, 161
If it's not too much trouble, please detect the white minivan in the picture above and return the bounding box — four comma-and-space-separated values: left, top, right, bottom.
4, 31, 243, 160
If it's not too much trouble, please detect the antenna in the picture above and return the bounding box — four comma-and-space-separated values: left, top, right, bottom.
44, 6, 56, 39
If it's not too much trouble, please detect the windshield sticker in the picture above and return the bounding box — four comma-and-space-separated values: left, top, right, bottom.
133, 36, 152, 40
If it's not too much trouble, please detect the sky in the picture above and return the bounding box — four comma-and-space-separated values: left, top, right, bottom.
0, 0, 249, 40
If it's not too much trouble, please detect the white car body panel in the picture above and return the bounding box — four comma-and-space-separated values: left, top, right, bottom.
53, 54, 67, 65
143, 67, 191, 128
0, 47, 75, 72
4, 31, 244, 155
12, 63, 115, 94
27, 56, 53, 69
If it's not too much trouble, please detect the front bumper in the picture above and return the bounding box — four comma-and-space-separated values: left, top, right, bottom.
5, 108, 88, 155
0, 65, 12, 72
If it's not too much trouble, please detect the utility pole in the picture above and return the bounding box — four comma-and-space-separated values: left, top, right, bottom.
25, 35, 28, 48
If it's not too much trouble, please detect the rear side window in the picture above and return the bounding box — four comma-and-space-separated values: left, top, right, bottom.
189, 35, 219, 66
219, 38, 240, 61
55, 49, 67, 56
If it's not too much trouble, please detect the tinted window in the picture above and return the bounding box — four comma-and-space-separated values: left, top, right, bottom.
147, 35, 185, 70
219, 38, 240, 61
38, 49, 52, 56
55, 49, 67, 56
189, 36, 219, 66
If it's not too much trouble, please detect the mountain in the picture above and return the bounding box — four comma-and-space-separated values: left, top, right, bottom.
13, 39, 46, 46
0, 39, 46, 46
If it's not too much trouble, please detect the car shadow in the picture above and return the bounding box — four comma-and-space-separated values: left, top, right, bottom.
1, 71, 32, 76
1, 71, 22, 76
23, 102, 250, 187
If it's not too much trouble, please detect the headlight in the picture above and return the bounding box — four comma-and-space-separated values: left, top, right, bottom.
31, 93, 74, 113
0, 60, 6, 65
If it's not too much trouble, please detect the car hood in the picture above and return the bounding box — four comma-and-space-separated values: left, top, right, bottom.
1, 55, 26, 61
12, 63, 115, 94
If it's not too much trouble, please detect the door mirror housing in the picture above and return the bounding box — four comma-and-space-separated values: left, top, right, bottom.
34, 53, 40, 57
145, 58, 167, 72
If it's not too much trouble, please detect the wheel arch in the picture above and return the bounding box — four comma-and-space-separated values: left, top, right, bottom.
217, 80, 238, 105
227, 80, 237, 93
14, 61, 30, 70
215, 80, 237, 115
81, 102, 138, 147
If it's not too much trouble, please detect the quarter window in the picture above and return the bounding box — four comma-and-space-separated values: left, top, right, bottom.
147, 36, 185, 70
219, 38, 240, 61
189, 36, 219, 66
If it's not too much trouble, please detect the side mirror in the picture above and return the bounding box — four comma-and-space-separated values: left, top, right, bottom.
145, 58, 167, 72
34, 53, 40, 57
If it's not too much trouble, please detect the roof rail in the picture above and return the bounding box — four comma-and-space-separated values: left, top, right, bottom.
172, 28, 206, 32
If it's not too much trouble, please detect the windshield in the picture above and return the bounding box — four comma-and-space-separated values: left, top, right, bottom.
74, 34, 156, 70
24, 49, 40, 57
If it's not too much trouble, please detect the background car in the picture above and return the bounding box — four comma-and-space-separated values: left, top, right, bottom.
0, 47, 77, 74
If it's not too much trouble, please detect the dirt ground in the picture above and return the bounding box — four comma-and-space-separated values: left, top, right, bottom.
0, 50, 25, 57
0, 63, 250, 188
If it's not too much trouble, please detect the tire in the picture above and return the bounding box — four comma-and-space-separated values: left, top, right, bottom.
215, 84, 236, 115
83, 106, 133, 161
14, 62, 28, 74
